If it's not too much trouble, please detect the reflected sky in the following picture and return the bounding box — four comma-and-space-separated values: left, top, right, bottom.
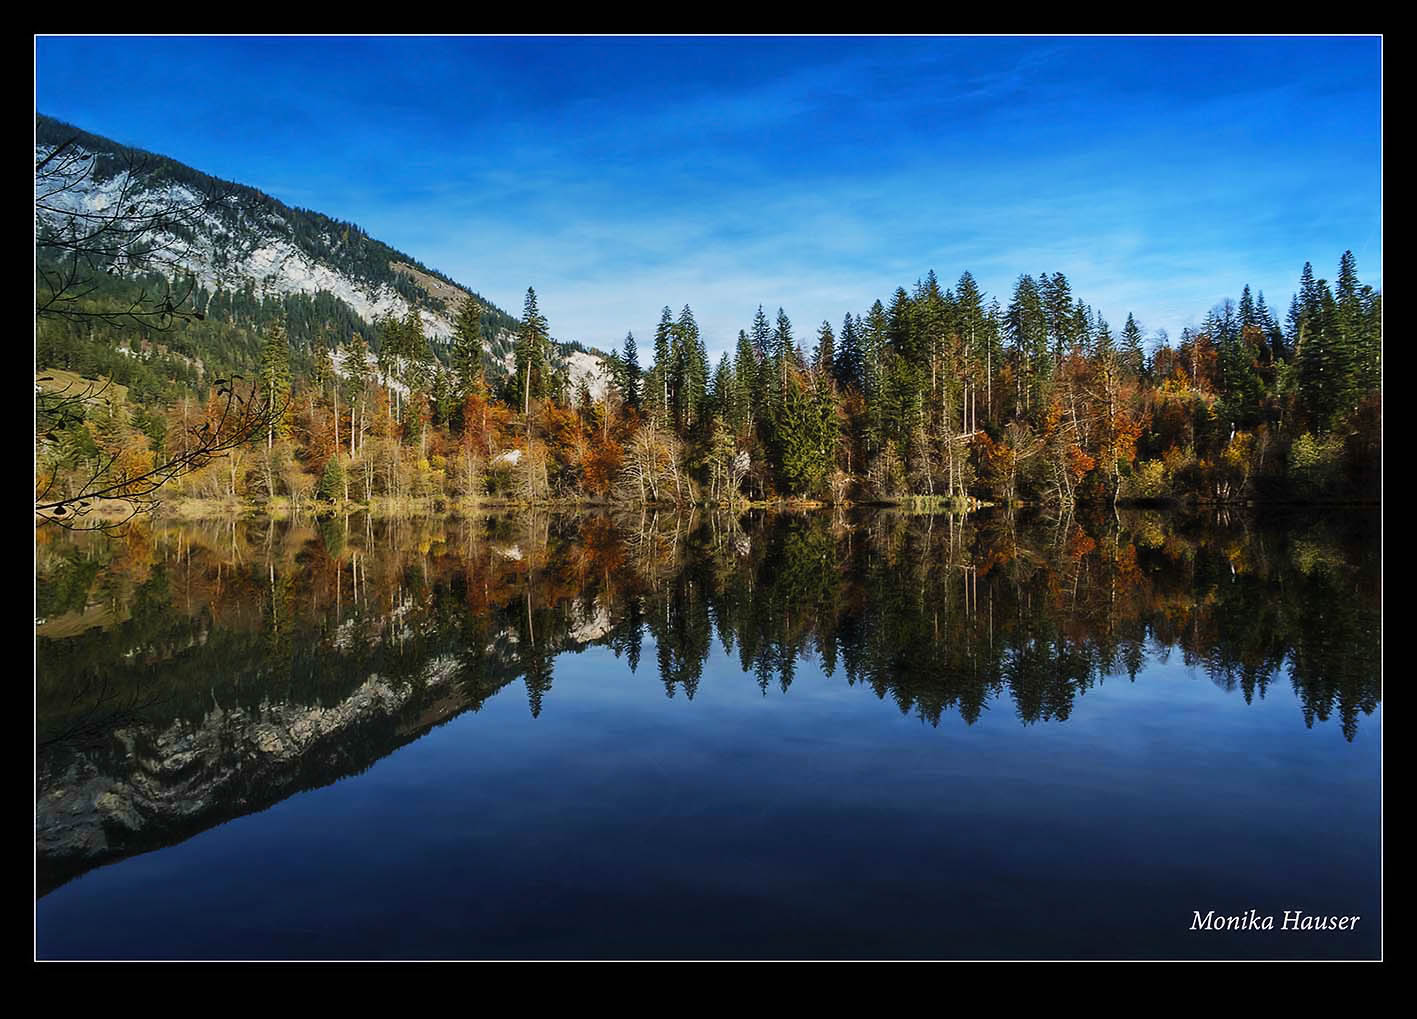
35, 508, 1381, 959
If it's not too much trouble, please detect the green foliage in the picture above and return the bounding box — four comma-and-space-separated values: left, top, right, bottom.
770, 374, 837, 496
1287, 432, 1345, 498
318, 454, 346, 501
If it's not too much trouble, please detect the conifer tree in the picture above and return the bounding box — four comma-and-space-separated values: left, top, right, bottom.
318, 452, 345, 502
672, 304, 708, 433
833, 313, 864, 392
813, 320, 835, 379
258, 319, 291, 448
1006, 275, 1048, 416
621, 331, 641, 410
863, 300, 891, 452
732, 329, 758, 436
1120, 313, 1146, 380
751, 305, 772, 361
1041, 272, 1074, 364
515, 287, 550, 422
646, 306, 674, 426
710, 353, 735, 423
451, 295, 484, 399
771, 372, 836, 497
1239, 285, 1257, 330
771, 307, 794, 405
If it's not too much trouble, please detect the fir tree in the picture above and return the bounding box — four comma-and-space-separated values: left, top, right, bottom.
771, 372, 836, 497
1006, 274, 1048, 415
620, 331, 641, 410
813, 320, 836, 379
515, 287, 550, 420
258, 319, 291, 448
771, 307, 794, 405
318, 453, 345, 502
732, 329, 759, 436
646, 306, 674, 426
1120, 313, 1146, 379
833, 313, 864, 392
451, 295, 484, 398
1041, 272, 1074, 363
672, 304, 708, 433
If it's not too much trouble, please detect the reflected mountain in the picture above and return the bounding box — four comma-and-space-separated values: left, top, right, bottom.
35, 507, 1381, 898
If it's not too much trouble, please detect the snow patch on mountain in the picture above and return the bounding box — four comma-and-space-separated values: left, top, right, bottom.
37, 140, 611, 390
36, 143, 457, 339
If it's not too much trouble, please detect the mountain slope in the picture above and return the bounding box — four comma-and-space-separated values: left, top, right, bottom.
35, 114, 608, 395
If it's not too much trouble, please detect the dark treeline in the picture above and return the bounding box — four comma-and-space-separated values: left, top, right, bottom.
36, 254, 1380, 517
38, 507, 1380, 744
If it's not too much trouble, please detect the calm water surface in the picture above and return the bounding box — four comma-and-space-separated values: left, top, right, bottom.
35, 508, 1381, 959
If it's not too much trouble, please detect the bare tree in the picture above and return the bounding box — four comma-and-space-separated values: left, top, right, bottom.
35, 127, 276, 529
35, 375, 285, 530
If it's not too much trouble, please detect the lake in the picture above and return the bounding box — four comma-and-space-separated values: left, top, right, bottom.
34, 507, 1382, 959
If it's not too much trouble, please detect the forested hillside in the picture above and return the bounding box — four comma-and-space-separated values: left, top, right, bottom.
36, 114, 520, 337
36, 246, 1380, 522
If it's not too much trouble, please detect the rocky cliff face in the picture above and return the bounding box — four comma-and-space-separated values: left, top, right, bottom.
35, 115, 608, 390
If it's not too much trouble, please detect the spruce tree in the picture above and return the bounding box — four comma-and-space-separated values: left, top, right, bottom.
1120, 313, 1146, 379
771, 308, 794, 406
647, 306, 674, 426
1041, 272, 1074, 363
863, 300, 891, 452
1005, 275, 1048, 415
672, 304, 708, 433
451, 295, 484, 399
833, 313, 864, 392
258, 319, 291, 448
620, 331, 641, 410
318, 453, 345, 502
813, 320, 835, 379
751, 305, 772, 362
710, 353, 734, 422
732, 329, 758, 436
515, 287, 550, 420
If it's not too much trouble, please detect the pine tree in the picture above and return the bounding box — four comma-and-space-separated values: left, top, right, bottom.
451, 295, 484, 399
1257, 290, 1285, 362
318, 453, 345, 502
1296, 276, 1343, 430
516, 287, 550, 422
863, 300, 891, 452
1041, 272, 1074, 363
672, 304, 708, 434
646, 306, 674, 426
1239, 285, 1257, 330
751, 305, 772, 362
1093, 315, 1114, 359
1006, 275, 1048, 416
732, 329, 758, 436
833, 313, 864, 392
771, 307, 794, 406
258, 319, 291, 448
813, 320, 835, 379
1120, 313, 1146, 379
771, 372, 836, 497
1333, 250, 1368, 413
620, 331, 641, 410
710, 353, 734, 423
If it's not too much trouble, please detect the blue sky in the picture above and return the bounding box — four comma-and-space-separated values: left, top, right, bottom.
36, 36, 1381, 358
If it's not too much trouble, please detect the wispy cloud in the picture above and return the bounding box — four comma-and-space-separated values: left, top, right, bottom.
37, 36, 1381, 353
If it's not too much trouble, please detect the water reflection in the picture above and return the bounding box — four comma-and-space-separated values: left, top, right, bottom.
35, 507, 1380, 899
